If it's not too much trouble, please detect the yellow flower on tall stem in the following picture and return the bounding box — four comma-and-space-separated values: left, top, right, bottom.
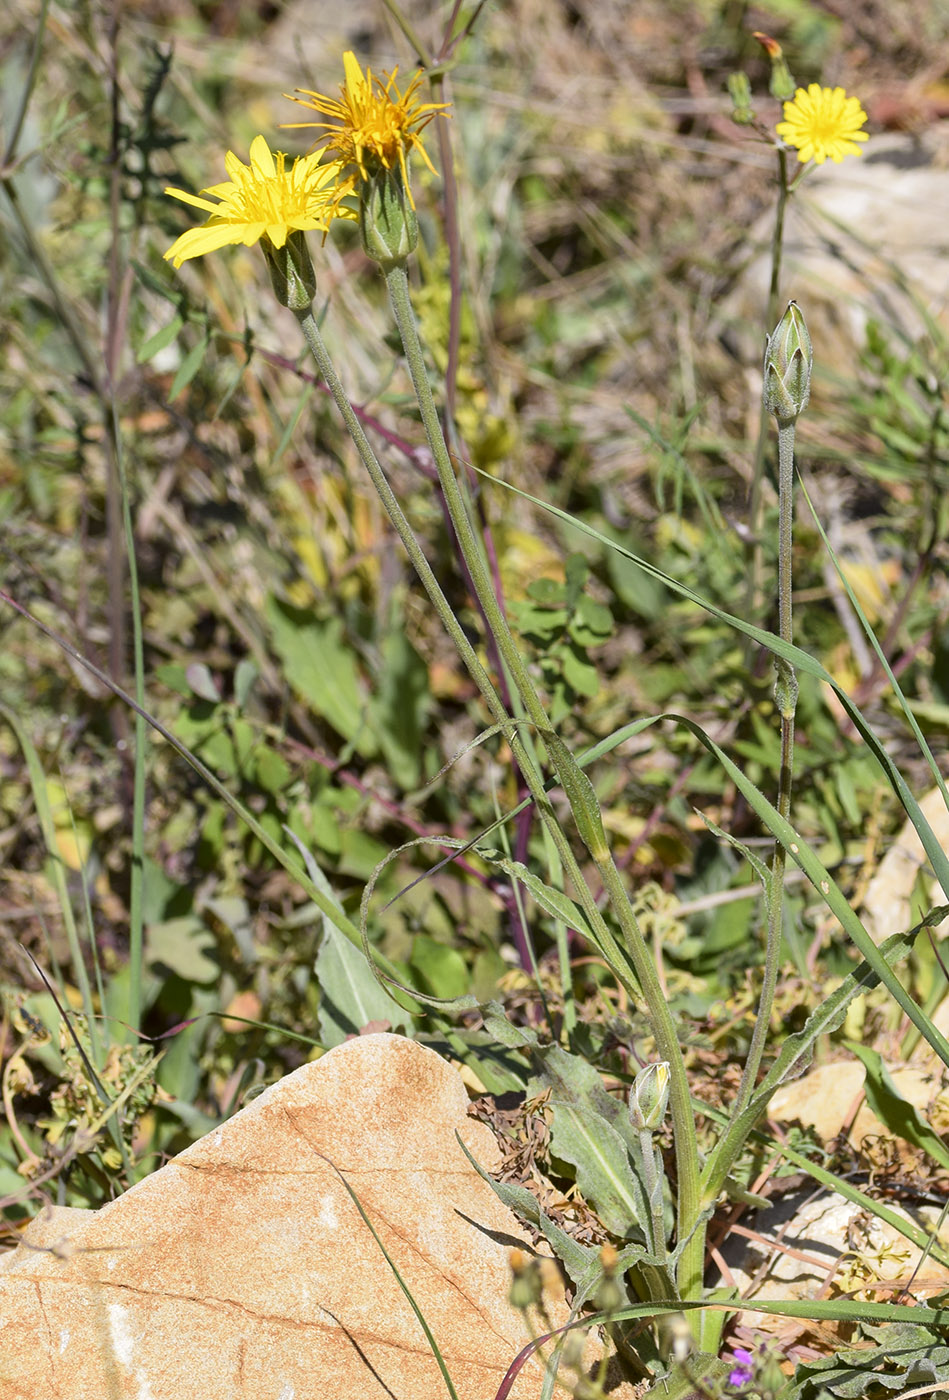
776, 83, 868, 165
285, 51, 449, 208
163, 134, 352, 268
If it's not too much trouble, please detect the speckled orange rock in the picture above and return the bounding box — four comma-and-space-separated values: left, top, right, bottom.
0, 1034, 596, 1400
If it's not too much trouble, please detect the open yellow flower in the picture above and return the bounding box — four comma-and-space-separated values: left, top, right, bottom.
776, 84, 868, 165
163, 135, 352, 268
284, 51, 449, 206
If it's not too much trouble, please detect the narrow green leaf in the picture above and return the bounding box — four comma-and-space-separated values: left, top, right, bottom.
327, 1159, 461, 1400
137, 315, 184, 363
409, 937, 469, 1000
476, 853, 597, 943
847, 1041, 949, 1170
456, 1134, 603, 1289
168, 331, 210, 400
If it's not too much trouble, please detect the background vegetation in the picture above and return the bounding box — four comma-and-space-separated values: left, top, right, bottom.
2, 0, 949, 1388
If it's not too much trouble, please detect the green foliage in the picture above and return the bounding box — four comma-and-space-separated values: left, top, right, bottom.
4, 4, 949, 1394
788, 1323, 949, 1399
510, 554, 614, 722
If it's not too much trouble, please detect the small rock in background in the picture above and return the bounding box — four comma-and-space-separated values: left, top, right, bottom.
721, 1188, 949, 1347
720, 124, 949, 406
770, 1059, 949, 1160
0, 1034, 632, 1400
861, 784, 949, 953
721, 1056, 949, 1347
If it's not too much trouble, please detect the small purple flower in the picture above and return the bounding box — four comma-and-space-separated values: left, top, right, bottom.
728, 1347, 754, 1388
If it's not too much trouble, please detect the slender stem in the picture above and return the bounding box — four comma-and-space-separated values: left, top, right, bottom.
383, 264, 703, 1303
116, 416, 146, 1035
293, 306, 630, 999
2, 0, 51, 167
638, 1129, 667, 1264
103, 1, 145, 1038
385, 265, 550, 739
595, 856, 702, 1299
735, 418, 798, 1116
744, 147, 790, 631
295, 310, 500, 712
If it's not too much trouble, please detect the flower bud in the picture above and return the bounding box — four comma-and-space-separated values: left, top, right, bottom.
262, 230, 316, 311
763, 300, 812, 423
727, 72, 754, 126
629, 1060, 670, 1131
359, 166, 419, 270
753, 32, 796, 100
507, 1248, 542, 1310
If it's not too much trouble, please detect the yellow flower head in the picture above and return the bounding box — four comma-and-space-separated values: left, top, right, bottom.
776, 83, 868, 165
284, 51, 449, 206
163, 135, 353, 268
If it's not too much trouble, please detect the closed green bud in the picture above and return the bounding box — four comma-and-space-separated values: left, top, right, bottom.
629, 1060, 670, 1131
507, 1249, 542, 1310
727, 72, 754, 126
359, 166, 419, 270
262, 230, 316, 311
763, 300, 812, 423
768, 55, 795, 101
757, 1346, 786, 1399
594, 1243, 624, 1313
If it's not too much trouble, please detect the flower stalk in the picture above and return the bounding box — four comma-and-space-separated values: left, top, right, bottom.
292, 300, 636, 1015
382, 259, 704, 1307
735, 302, 812, 1119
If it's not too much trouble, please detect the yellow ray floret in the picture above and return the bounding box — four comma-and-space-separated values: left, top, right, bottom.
285, 51, 449, 202
776, 83, 868, 165
163, 135, 353, 268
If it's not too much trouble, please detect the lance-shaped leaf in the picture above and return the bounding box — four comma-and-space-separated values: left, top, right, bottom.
528, 1044, 648, 1241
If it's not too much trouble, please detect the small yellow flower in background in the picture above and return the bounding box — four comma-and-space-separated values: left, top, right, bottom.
163, 134, 353, 268
776, 83, 868, 165
285, 51, 449, 206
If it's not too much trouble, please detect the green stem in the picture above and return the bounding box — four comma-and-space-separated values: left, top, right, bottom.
295, 309, 498, 712
115, 410, 147, 1036
596, 856, 702, 1300
383, 263, 703, 1304
385, 264, 550, 740
638, 1128, 667, 1264
292, 308, 627, 991
744, 147, 790, 631
736, 415, 798, 1117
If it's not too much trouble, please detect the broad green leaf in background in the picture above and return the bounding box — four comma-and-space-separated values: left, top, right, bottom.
370, 624, 430, 789
316, 907, 413, 1045
266, 599, 376, 757
409, 936, 470, 1001
298, 843, 413, 1047
168, 329, 210, 401
136, 314, 184, 364
147, 915, 219, 984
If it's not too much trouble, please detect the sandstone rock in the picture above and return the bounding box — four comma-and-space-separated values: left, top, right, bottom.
0, 1034, 611, 1400
861, 784, 949, 949
720, 1189, 949, 1344
769, 1059, 949, 1159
